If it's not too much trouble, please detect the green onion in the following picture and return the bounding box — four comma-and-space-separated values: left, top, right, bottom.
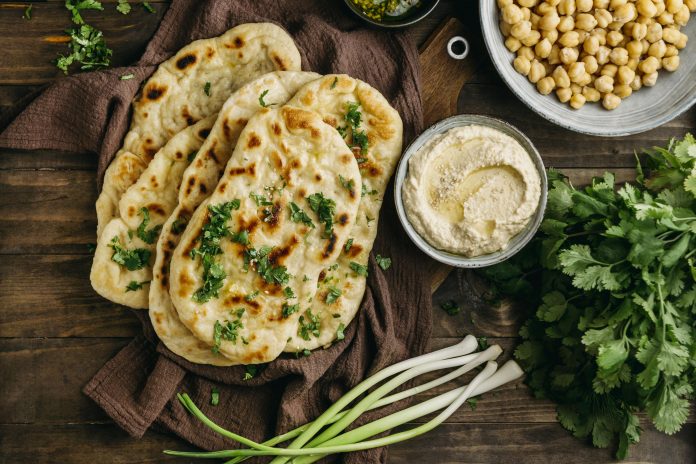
164, 337, 523, 462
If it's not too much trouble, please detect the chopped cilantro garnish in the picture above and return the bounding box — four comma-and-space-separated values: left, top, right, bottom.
203, 81, 211, 96
210, 387, 219, 406
65, 0, 103, 25
230, 229, 249, 245
298, 310, 320, 340
250, 192, 273, 206
362, 184, 378, 197
375, 254, 391, 271
284, 286, 295, 299
345, 102, 362, 128
349, 261, 368, 277
245, 290, 259, 302
136, 207, 161, 244
211, 318, 243, 353
337, 126, 348, 138
344, 238, 354, 253
142, 1, 156, 13
307, 192, 337, 238
243, 365, 258, 380
116, 0, 131, 15
259, 89, 270, 107
244, 246, 290, 285
339, 175, 355, 193
120, 73, 135, 80
330, 77, 338, 89
352, 130, 369, 155
109, 236, 150, 271
56, 24, 112, 74
326, 286, 341, 304
336, 322, 346, 341
440, 300, 461, 316
282, 302, 299, 318
171, 216, 188, 234
23, 5, 32, 20
288, 202, 315, 228
125, 280, 148, 292
190, 201, 240, 303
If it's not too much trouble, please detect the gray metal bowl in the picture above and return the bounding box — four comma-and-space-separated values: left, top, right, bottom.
343, 0, 440, 29
394, 114, 548, 268
479, 0, 696, 137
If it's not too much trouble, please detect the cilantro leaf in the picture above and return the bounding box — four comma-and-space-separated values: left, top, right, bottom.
109, 236, 150, 271
307, 192, 336, 238
116, 0, 131, 15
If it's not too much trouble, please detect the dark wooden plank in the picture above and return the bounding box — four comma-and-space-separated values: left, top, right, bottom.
0, 149, 96, 171
0, 254, 140, 338
388, 422, 696, 464
0, 421, 692, 464
0, 423, 196, 464
0, 1, 168, 84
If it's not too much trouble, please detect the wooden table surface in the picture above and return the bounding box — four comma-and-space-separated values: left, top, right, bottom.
0, 1, 694, 463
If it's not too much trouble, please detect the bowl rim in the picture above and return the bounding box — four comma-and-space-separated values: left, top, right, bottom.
342, 0, 441, 29
478, 0, 696, 137
393, 114, 548, 268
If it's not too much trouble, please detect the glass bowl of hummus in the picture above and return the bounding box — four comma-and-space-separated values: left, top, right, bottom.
394, 114, 547, 268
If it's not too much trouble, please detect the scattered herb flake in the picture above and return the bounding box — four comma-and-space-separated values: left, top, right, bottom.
116, 0, 131, 15
298, 310, 320, 340
244, 246, 290, 286
125, 280, 148, 292
344, 238, 354, 253
211, 318, 243, 353
136, 207, 161, 244
336, 322, 346, 341
440, 300, 461, 316
362, 184, 378, 197
142, 1, 155, 13
210, 387, 220, 406
243, 365, 258, 380
349, 261, 368, 277
23, 4, 32, 20
330, 77, 338, 89
307, 192, 337, 239
109, 236, 150, 271
282, 303, 299, 318
284, 286, 296, 299
250, 192, 273, 206
120, 73, 135, 80
288, 202, 315, 229
65, 0, 104, 25
376, 254, 391, 270
326, 286, 341, 304
245, 290, 259, 302
259, 89, 270, 107
204, 81, 211, 96
56, 24, 112, 74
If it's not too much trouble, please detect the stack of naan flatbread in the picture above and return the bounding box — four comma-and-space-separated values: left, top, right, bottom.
90, 23, 403, 366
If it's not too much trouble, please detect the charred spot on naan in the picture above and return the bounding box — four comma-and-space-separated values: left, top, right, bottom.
184, 176, 197, 196
261, 202, 282, 231
228, 163, 256, 177
281, 107, 321, 139
223, 294, 260, 312
323, 116, 337, 127
177, 271, 194, 297
269, 236, 299, 266
225, 36, 245, 49
182, 106, 196, 126
198, 128, 211, 139
271, 53, 288, 70
321, 232, 338, 259
271, 123, 282, 135
337, 212, 350, 227
246, 132, 262, 149
145, 84, 167, 101
206, 142, 219, 163
346, 242, 363, 258
174, 151, 184, 160
175, 53, 197, 70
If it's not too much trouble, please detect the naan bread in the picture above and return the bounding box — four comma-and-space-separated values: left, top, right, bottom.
95, 23, 301, 238
90, 118, 215, 309
282, 75, 403, 352
148, 72, 320, 364
169, 106, 361, 365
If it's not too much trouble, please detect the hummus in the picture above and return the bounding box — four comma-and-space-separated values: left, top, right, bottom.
402, 124, 541, 257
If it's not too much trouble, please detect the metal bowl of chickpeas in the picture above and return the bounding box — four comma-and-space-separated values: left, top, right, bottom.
480, 0, 695, 136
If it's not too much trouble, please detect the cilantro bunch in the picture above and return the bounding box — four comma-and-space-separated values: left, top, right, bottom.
481, 134, 696, 459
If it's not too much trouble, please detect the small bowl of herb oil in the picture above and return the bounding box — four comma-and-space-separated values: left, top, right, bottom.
344, 0, 440, 28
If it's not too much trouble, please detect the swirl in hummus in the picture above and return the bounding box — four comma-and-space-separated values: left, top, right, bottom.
402, 125, 541, 257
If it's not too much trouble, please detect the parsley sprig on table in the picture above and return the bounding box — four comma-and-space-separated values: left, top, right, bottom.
57, 1, 113, 74
481, 134, 696, 460
190, 200, 240, 303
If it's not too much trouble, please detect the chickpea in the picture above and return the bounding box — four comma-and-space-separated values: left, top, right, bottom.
617, 65, 636, 84
610, 0, 628, 7
535, 38, 553, 57
641, 38, 650, 53
537, 76, 557, 94
658, 11, 675, 24
558, 15, 576, 32
630, 75, 643, 90
556, 87, 573, 102
646, 22, 663, 42
666, 0, 684, 12
614, 84, 633, 98
502, 4, 525, 24
559, 31, 580, 47
674, 31, 688, 49
568, 61, 587, 81
648, 39, 668, 57
662, 26, 681, 43
552, 65, 572, 87
601, 63, 619, 76
576, 72, 593, 85
518, 0, 539, 8
603, 93, 622, 109
518, 46, 535, 60
595, 0, 610, 8
521, 6, 532, 20
558, 0, 576, 15
595, 8, 613, 27
627, 57, 640, 70
596, 45, 612, 64
609, 47, 629, 65
582, 86, 602, 101
626, 39, 644, 57
631, 22, 648, 40
500, 20, 513, 37
614, 3, 638, 23
640, 55, 660, 73
537, 2, 555, 15
637, 0, 658, 17
521, 30, 542, 46
560, 46, 580, 64
595, 74, 615, 92
506, 36, 523, 52
687, 0, 696, 11
642, 71, 659, 86
530, 13, 541, 28
539, 11, 561, 30
575, 13, 598, 30
584, 36, 600, 55
674, 4, 691, 25
548, 45, 562, 64
662, 55, 680, 70
514, 55, 533, 75
548, 0, 562, 6
577, 0, 594, 11
607, 30, 624, 46
655, 0, 667, 14
511, 20, 533, 39
583, 55, 600, 73
497, 0, 513, 7
570, 93, 586, 108
571, 83, 583, 94
528, 59, 547, 82
664, 44, 679, 56
543, 28, 559, 43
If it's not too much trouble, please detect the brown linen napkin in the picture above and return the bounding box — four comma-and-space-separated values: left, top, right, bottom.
0, 1, 432, 462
